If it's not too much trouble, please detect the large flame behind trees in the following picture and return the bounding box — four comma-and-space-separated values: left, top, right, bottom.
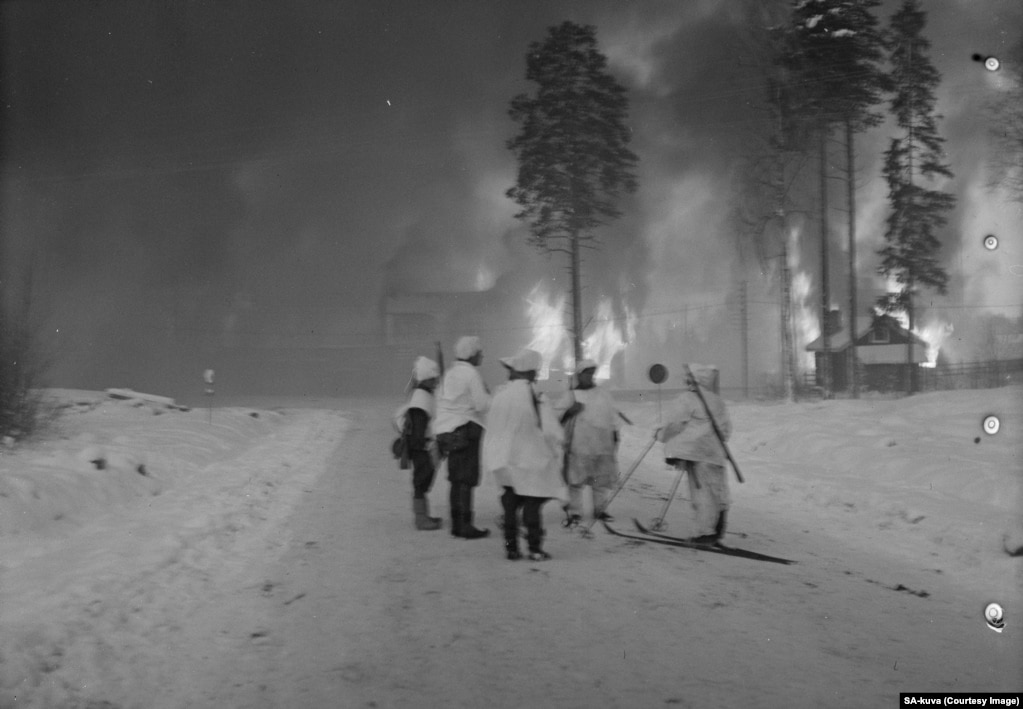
779, 0, 890, 398
525, 282, 634, 383
506, 21, 638, 367
733, 0, 888, 400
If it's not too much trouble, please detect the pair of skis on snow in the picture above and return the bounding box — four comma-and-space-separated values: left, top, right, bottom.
602, 519, 795, 565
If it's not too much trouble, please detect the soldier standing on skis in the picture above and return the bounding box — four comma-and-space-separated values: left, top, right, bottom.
482, 348, 566, 561
656, 364, 732, 544
394, 356, 443, 531
555, 359, 621, 528
434, 335, 491, 539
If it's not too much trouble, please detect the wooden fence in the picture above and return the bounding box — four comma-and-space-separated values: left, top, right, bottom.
917, 359, 1023, 392
798, 358, 1023, 396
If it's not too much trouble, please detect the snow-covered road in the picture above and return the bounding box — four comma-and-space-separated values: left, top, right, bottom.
1, 390, 1019, 707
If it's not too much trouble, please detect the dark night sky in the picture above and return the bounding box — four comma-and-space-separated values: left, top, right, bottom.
1, 0, 1020, 394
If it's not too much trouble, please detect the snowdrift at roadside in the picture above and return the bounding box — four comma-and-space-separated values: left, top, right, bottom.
0, 389, 283, 536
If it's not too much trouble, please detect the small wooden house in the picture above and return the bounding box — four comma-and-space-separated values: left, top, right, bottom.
806, 314, 929, 392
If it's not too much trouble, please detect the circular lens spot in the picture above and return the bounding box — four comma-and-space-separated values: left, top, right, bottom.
982, 415, 1000, 435
984, 56, 1001, 71
984, 602, 1004, 628
983, 234, 998, 250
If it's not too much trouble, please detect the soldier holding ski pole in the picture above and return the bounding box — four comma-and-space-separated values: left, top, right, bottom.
581, 431, 657, 537
657, 364, 734, 544
554, 359, 622, 529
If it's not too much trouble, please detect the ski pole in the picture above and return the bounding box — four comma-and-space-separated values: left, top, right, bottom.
649, 462, 688, 531
582, 432, 657, 536
682, 363, 744, 483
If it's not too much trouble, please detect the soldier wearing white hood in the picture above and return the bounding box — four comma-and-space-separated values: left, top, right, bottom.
656, 364, 732, 544
482, 348, 566, 561
556, 359, 621, 527
434, 335, 491, 539
394, 356, 443, 530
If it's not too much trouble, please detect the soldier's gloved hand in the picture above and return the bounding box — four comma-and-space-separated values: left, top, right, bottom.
565, 401, 584, 418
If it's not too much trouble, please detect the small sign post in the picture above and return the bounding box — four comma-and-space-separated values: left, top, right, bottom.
204, 369, 215, 424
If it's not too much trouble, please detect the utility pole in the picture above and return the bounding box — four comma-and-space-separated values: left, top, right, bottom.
740, 280, 749, 398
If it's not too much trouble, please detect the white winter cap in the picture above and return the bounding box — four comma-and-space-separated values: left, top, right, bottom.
575, 358, 598, 373
413, 356, 440, 382
454, 335, 482, 360
500, 348, 542, 374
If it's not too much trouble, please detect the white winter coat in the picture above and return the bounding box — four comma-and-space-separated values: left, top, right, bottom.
660, 370, 731, 466
434, 361, 490, 434
482, 380, 567, 500
555, 386, 620, 456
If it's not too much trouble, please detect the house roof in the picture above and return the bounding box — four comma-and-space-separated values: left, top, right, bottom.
805, 315, 928, 352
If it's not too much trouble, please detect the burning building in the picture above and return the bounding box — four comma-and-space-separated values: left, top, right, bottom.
806, 313, 930, 393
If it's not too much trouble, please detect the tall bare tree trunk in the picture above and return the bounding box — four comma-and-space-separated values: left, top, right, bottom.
570, 231, 584, 364
845, 119, 859, 398
780, 235, 797, 401
819, 123, 831, 397
740, 280, 749, 398
906, 285, 915, 394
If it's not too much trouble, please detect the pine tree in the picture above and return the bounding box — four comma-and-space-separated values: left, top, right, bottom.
731, 11, 819, 402
782, 0, 889, 396
876, 0, 954, 394
506, 21, 638, 363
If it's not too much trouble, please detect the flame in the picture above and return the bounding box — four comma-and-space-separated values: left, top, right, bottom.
791, 270, 820, 370
583, 298, 635, 380
525, 283, 570, 380
884, 309, 953, 368
474, 264, 495, 291
888, 311, 953, 368
916, 320, 953, 368
525, 283, 634, 381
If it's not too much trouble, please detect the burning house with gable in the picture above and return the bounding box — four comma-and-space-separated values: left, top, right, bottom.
806, 313, 930, 393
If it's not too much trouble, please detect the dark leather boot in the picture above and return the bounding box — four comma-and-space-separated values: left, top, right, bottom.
461, 513, 490, 539
458, 485, 489, 539
714, 510, 727, 541
449, 484, 464, 537
413, 498, 442, 531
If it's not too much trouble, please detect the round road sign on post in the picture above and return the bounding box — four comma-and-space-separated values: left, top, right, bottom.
648, 363, 668, 426
648, 363, 668, 384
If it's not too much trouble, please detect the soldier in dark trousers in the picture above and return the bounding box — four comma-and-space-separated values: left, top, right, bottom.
434, 336, 491, 539
394, 356, 443, 530
482, 348, 566, 561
